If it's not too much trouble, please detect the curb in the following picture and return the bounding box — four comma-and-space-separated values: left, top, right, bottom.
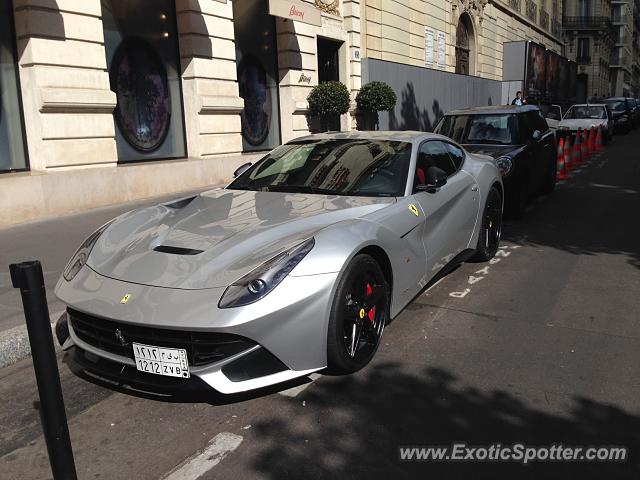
0, 312, 62, 369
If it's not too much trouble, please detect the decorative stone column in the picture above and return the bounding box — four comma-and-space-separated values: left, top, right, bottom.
176, 0, 243, 158
13, 0, 117, 170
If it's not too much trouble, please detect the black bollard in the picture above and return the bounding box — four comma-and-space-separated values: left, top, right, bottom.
10, 261, 77, 480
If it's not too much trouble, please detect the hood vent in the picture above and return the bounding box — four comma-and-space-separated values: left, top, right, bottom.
154, 245, 204, 255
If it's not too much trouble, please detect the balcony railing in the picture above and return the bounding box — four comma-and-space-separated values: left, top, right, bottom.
540, 9, 550, 30
508, 0, 522, 12
563, 16, 614, 34
525, 0, 537, 22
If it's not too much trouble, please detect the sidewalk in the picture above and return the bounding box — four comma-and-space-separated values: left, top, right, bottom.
0, 187, 211, 367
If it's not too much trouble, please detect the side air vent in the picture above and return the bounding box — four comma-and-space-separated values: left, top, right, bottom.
165, 196, 197, 209
153, 245, 204, 255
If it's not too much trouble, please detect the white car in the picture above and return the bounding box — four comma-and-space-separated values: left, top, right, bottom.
558, 104, 613, 144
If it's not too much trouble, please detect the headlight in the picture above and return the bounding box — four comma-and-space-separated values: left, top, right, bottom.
620, 115, 628, 122
495, 156, 513, 177
219, 238, 315, 308
63, 220, 114, 281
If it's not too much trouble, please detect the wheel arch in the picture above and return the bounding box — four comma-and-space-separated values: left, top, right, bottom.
355, 245, 394, 295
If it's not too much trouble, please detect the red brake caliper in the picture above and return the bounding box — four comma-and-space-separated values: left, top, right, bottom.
366, 284, 376, 323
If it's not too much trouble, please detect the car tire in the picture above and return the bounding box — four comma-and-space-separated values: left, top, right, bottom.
326, 254, 390, 374
472, 186, 503, 262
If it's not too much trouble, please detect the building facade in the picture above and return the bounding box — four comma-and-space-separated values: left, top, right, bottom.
562, 0, 615, 100
562, 0, 640, 98
361, 0, 564, 80
1, 0, 564, 227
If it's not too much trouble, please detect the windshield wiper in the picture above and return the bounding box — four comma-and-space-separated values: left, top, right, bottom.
265, 185, 338, 195
465, 139, 508, 145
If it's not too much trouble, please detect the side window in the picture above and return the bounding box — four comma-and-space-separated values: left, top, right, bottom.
444, 143, 465, 170
414, 141, 456, 189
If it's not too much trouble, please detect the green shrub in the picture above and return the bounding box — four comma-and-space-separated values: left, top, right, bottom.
307, 81, 351, 116
355, 81, 397, 112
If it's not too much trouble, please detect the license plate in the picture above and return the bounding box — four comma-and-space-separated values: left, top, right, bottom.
132, 342, 190, 378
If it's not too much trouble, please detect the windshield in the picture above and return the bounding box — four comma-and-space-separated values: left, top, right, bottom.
605, 100, 626, 112
228, 139, 413, 197
564, 106, 606, 120
435, 114, 518, 145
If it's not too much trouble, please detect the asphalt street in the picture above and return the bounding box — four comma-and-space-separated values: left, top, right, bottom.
1, 131, 639, 479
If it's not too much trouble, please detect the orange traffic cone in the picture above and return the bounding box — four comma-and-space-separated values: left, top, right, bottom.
588, 127, 596, 153
572, 132, 582, 166
564, 135, 573, 172
595, 126, 604, 152
556, 137, 566, 180
581, 128, 589, 161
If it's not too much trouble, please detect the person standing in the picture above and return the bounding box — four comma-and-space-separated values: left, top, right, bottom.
511, 91, 526, 106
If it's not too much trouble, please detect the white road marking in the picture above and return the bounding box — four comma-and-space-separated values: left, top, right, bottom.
162, 432, 243, 480
279, 373, 322, 397
467, 275, 484, 285
449, 288, 471, 298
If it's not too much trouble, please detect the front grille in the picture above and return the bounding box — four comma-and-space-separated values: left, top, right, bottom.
68, 308, 255, 367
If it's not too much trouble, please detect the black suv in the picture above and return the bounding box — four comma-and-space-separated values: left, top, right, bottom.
603, 97, 635, 133
433, 105, 556, 218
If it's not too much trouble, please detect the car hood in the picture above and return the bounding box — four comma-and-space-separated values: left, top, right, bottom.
559, 119, 607, 129
461, 144, 523, 160
87, 189, 394, 289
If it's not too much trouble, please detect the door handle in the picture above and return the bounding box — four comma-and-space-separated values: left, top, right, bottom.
471, 185, 478, 192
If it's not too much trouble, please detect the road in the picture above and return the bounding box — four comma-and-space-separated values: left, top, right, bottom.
1, 132, 639, 479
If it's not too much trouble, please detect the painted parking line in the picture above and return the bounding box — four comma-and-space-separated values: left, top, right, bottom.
162, 432, 243, 480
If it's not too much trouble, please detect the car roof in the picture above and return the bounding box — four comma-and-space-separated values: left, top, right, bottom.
444, 105, 540, 115
568, 104, 607, 108
292, 131, 451, 144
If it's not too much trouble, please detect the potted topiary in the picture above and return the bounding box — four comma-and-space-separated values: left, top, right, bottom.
307, 81, 351, 132
355, 81, 397, 130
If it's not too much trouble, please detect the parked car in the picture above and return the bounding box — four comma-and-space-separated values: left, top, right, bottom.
433, 105, 556, 218
631, 98, 640, 128
54, 132, 503, 394
557, 104, 613, 144
538, 104, 563, 130
604, 97, 633, 133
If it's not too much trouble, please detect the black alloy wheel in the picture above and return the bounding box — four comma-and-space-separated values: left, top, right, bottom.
327, 255, 389, 374
472, 186, 503, 262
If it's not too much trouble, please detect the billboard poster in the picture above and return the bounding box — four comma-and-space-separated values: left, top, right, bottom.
545, 50, 560, 101
525, 42, 546, 99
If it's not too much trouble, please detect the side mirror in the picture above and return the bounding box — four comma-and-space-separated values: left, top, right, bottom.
531, 130, 542, 142
417, 166, 448, 192
233, 162, 252, 178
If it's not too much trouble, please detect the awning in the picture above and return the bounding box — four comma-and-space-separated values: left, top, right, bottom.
268, 0, 321, 27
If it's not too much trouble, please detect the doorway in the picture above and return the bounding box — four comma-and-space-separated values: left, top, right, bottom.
455, 13, 474, 75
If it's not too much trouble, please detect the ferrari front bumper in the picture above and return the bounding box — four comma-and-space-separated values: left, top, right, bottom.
55, 266, 339, 394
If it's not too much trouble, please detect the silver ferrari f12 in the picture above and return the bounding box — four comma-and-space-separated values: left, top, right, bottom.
55, 132, 503, 394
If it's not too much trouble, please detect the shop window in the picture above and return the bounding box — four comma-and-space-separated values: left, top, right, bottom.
101, 0, 186, 162
0, 0, 28, 172
233, 0, 281, 152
